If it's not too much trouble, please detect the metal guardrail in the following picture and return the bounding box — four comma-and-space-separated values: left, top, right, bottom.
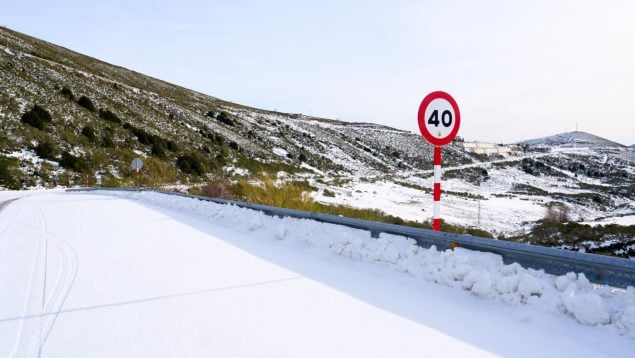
68, 187, 635, 288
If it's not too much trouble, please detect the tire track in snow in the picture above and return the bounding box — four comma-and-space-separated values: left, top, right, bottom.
9, 205, 78, 358
0, 198, 23, 237
9, 205, 47, 358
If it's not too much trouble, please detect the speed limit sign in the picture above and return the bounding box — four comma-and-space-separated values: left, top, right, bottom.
417, 91, 461, 147
417, 91, 461, 232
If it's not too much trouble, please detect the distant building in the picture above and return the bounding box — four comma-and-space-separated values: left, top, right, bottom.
458, 141, 523, 155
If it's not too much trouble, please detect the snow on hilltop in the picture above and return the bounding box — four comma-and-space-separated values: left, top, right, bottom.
519, 131, 626, 148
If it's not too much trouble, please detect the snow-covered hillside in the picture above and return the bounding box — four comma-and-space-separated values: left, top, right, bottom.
0, 27, 633, 257
0, 191, 633, 357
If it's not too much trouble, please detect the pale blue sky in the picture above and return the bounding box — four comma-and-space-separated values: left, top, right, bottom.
3, 1, 634, 145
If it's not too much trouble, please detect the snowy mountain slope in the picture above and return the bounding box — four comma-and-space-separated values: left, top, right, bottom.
0, 26, 474, 188
0, 27, 633, 256
0, 190, 633, 357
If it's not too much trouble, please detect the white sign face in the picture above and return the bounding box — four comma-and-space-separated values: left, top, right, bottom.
417, 91, 461, 147
131, 158, 144, 171
424, 98, 456, 140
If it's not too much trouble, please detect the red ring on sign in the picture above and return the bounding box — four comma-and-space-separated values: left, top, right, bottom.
417, 91, 461, 147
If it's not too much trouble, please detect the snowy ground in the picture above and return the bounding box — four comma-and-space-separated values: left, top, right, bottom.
313, 177, 549, 235
0, 191, 633, 357
312, 153, 633, 237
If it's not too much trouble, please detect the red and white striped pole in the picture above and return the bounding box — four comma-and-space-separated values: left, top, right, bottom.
433, 146, 442, 231
417, 91, 461, 232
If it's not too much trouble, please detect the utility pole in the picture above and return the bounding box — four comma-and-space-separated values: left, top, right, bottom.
477, 200, 481, 229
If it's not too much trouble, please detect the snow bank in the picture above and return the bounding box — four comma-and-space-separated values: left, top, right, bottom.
87, 191, 635, 337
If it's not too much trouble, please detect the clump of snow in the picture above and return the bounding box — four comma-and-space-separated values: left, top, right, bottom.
563, 292, 611, 325
518, 273, 544, 299
86, 190, 635, 336
224, 166, 250, 177
272, 147, 288, 157
616, 306, 635, 337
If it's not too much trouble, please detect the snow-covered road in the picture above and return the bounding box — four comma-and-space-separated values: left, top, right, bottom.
0, 191, 632, 357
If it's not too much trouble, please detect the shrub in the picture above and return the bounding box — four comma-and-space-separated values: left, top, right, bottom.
61, 86, 75, 101
99, 108, 122, 125
206, 110, 215, 118
176, 154, 205, 175
216, 111, 234, 126
126, 124, 173, 153
0, 156, 20, 189
32, 105, 52, 122
21, 111, 45, 129
151, 143, 166, 159
102, 135, 115, 148
81, 126, 96, 141
229, 141, 239, 150
35, 142, 56, 160
323, 189, 336, 197
166, 140, 178, 152
544, 203, 570, 223
202, 178, 235, 199
59, 151, 87, 172
21, 105, 52, 130
298, 153, 307, 162
77, 95, 96, 112
214, 133, 225, 145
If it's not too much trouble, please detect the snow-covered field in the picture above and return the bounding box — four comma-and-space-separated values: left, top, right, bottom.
312, 146, 634, 237
0, 190, 633, 357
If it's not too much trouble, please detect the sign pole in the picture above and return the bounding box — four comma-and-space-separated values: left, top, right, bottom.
433, 146, 442, 231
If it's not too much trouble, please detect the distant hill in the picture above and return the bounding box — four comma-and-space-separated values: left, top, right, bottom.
518, 131, 626, 148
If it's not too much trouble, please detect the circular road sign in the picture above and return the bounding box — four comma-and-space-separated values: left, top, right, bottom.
417, 91, 461, 147
131, 157, 144, 171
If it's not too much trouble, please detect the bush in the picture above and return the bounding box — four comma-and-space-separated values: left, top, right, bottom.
32, 105, 52, 122
229, 141, 239, 150
202, 178, 235, 199
61, 86, 75, 101
102, 135, 115, 148
323, 189, 336, 197
99, 108, 122, 125
21, 111, 45, 130
21, 105, 52, 130
77, 95, 96, 112
81, 126, 96, 141
216, 111, 234, 126
59, 151, 87, 172
35, 142, 56, 160
298, 153, 307, 162
166, 140, 178, 152
544, 203, 570, 223
126, 124, 174, 153
151, 143, 166, 159
0, 156, 20, 189
176, 154, 205, 175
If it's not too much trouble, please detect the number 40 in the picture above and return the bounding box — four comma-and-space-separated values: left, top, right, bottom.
428, 110, 453, 127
